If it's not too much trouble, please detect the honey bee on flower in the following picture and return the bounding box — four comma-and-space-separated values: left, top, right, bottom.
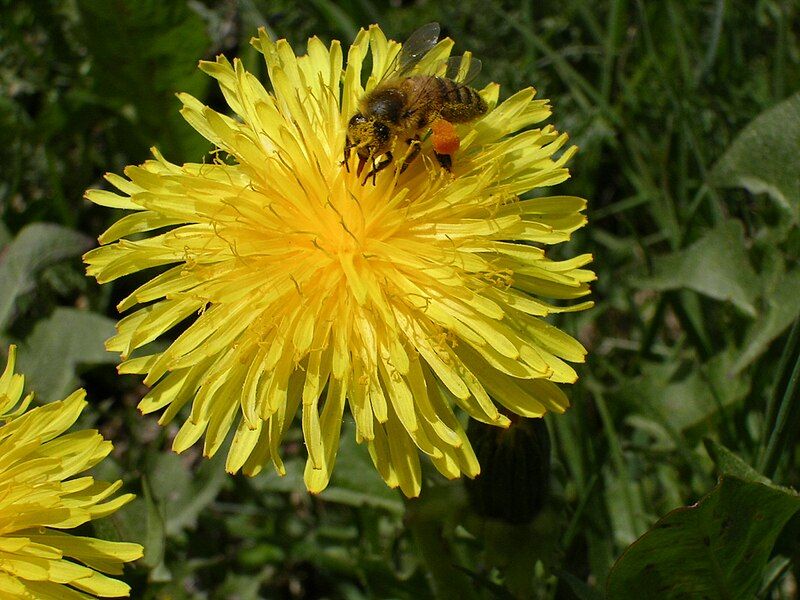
344, 22, 488, 183
84, 24, 593, 498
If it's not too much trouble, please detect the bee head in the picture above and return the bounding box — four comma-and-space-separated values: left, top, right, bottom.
347, 113, 392, 159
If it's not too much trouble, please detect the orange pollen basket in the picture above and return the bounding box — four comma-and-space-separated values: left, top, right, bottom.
431, 119, 461, 155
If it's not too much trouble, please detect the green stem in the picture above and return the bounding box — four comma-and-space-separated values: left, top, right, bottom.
759, 319, 800, 479
761, 320, 800, 443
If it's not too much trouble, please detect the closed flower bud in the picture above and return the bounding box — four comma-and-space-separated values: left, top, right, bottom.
464, 415, 551, 524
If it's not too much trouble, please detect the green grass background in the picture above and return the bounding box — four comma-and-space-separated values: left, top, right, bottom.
1, 0, 800, 598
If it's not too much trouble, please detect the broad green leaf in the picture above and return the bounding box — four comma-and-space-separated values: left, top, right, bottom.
254, 456, 307, 494
607, 477, 800, 600
732, 270, 800, 373
17, 307, 117, 402
635, 221, 760, 316
106, 476, 167, 574
618, 350, 749, 440
142, 476, 167, 572
321, 477, 404, 514
147, 450, 228, 536
91, 500, 143, 546
0, 223, 91, 330
704, 439, 772, 486
603, 466, 650, 547
710, 91, 800, 218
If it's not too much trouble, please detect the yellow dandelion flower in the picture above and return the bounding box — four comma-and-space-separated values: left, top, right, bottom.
84, 25, 593, 498
0, 346, 143, 598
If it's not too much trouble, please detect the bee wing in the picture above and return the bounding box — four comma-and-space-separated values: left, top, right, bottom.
398, 22, 442, 74
400, 54, 484, 120
378, 22, 441, 84
442, 54, 483, 86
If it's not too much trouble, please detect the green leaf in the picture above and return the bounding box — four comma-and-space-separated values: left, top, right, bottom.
635, 221, 760, 316
710, 91, 800, 219
606, 477, 800, 600
732, 270, 800, 373
147, 450, 228, 536
618, 350, 749, 440
17, 307, 117, 402
142, 476, 168, 572
106, 476, 167, 575
703, 439, 772, 486
253, 456, 307, 494
0, 224, 91, 330
91, 499, 143, 546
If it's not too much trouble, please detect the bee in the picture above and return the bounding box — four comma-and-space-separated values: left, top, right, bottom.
344, 22, 488, 183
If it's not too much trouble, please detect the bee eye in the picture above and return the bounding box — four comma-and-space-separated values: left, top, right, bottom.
374, 123, 390, 141
349, 114, 368, 126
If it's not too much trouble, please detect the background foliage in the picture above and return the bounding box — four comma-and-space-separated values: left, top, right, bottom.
1, 0, 799, 598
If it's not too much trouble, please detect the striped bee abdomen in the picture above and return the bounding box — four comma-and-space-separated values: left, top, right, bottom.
437, 77, 488, 123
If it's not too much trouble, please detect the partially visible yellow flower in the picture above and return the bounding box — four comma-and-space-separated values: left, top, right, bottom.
84, 25, 593, 497
0, 346, 143, 598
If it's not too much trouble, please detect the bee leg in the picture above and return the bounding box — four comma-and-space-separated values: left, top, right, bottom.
363, 152, 394, 185
356, 155, 368, 176
434, 152, 452, 172
399, 137, 422, 174
375, 152, 394, 174
342, 144, 352, 172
